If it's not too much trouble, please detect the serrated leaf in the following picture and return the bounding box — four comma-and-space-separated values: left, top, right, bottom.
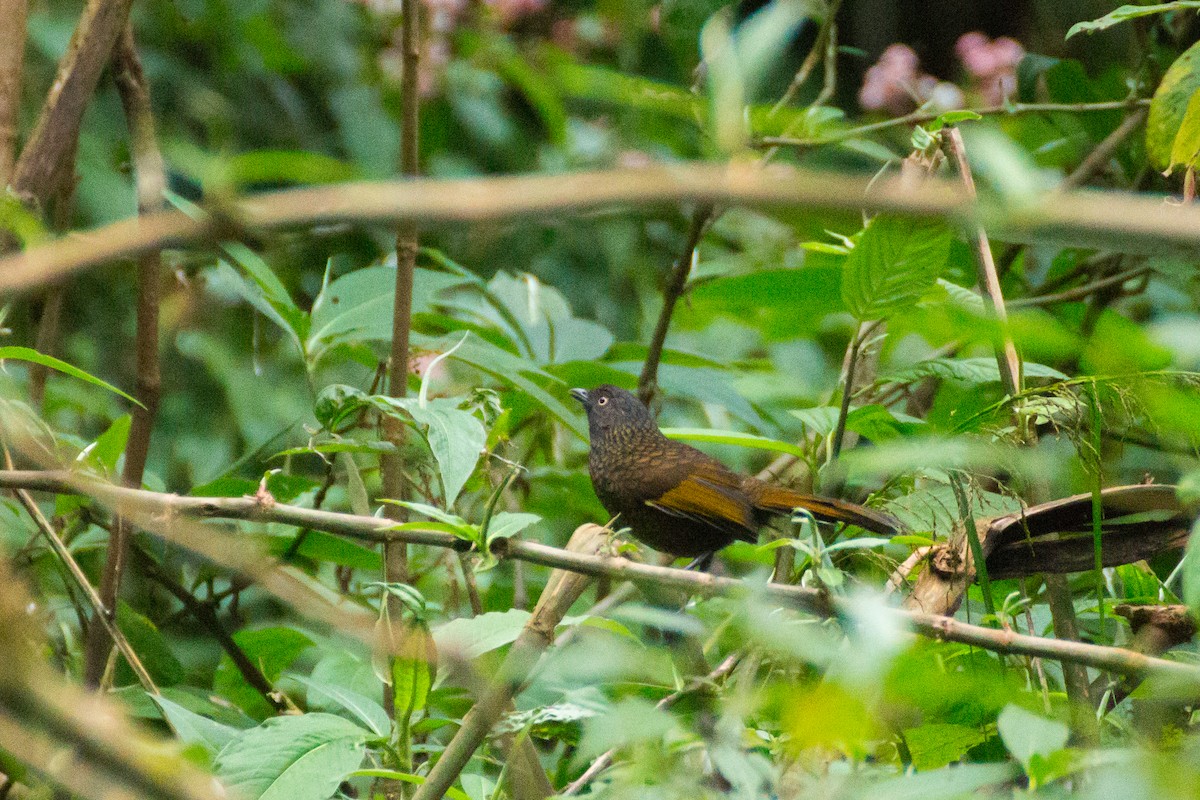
881, 357, 1067, 387
842, 217, 954, 320
400, 399, 486, 506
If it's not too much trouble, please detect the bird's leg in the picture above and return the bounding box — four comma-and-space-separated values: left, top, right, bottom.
682, 551, 716, 572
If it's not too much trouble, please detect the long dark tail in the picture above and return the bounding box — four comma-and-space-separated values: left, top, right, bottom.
752, 484, 904, 536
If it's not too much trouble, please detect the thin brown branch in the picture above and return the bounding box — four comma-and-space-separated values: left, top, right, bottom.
1060, 108, 1148, 191
135, 549, 292, 713
10, 0, 135, 205
84, 27, 166, 687
0, 0, 26, 184
944, 127, 1022, 400
1009, 264, 1153, 309
562, 652, 741, 795
2, 455, 157, 694
759, 98, 1151, 149
20, 163, 1200, 294
638, 205, 712, 406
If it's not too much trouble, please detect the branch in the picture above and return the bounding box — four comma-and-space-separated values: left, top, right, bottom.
1061, 107, 1148, 191
1009, 264, 1153, 308
637, 205, 712, 406
2, 470, 1199, 689
134, 549, 292, 713
16, 163, 1200, 294
10, 0, 134, 205
759, 98, 1151, 149
84, 23, 167, 688
0, 0, 26, 184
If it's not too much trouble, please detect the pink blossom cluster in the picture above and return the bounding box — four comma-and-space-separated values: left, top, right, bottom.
859, 32, 1025, 115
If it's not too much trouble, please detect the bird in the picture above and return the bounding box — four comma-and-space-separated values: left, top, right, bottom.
570, 385, 903, 559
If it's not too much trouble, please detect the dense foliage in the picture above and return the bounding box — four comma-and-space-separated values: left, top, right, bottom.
3, 1, 1200, 799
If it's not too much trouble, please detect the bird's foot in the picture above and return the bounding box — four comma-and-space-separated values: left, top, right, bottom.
681, 551, 716, 573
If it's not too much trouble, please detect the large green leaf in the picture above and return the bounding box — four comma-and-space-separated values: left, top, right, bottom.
296, 677, 391, 737
1148, 39, 1200, 171
213, 627, 315, 719
842, 216, 954, 320
381, 397, 487, 506
215, 713, 369, 800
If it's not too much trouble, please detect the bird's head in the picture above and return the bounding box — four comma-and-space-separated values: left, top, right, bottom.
570, 385, 660, 442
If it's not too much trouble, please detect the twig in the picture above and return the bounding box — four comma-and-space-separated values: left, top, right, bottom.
135, 549, 292, 712
458, 552, 484, 616
562, 651, 742, 795
770, 0, 842, 115
84, 23, 166, 688
945, 127, 1098, 737
759, 98, 1150, 149
0, 0, 26, 184
10, 0, 135, 205
1009, 264, 1153, 308
1060, 108, 1148, 191
380, 0, 423, 595
3, 470, 1200, 687
2, 457, 157, 694
637, 205, 712, 407
944, 127, 1022, 401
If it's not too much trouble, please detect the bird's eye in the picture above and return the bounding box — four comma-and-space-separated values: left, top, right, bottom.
597, 396, 608, 406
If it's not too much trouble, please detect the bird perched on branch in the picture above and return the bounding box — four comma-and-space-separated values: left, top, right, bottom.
571, 385, 902, 558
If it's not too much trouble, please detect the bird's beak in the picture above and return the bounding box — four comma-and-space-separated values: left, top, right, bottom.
569, 388, 589, 406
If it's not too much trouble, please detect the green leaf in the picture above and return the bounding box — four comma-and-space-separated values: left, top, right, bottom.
1181, 519, 1200, 617
392, 622, 435, 723
996, 704, 1069, 771
841, 217, 954, 320
223, 149, 359, 186
114, 602, 186, 687
1148, 40, 1200, 171
349, 770, 471, 800
0, 346, 142, 406
83, 414, 131, 475
662, 427, 807, 458
902, 723, 987, 770
434, 609, 531, 661
927, 110, 984, 131
680, 265, 845, 339
880, 358, 1067, 387
295, 677, 391, 737
484, 511, 541, 542
214, 713, 369, 800
1067, 3, 1200, 39
154, 695, 239, 757
1169, 89, 1200, 174
393, 398, 487, 506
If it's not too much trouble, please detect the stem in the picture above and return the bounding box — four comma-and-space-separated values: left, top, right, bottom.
83, 27, 165, 687
381, 3, 421, 792
0, 0, 26, 185
637, 205, 712, 407
1061, 108, 1148, 191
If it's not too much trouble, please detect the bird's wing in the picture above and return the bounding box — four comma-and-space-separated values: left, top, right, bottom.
646, 470, 757, 542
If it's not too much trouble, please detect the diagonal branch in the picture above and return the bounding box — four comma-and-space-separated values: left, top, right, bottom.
637, 204, 713, 407
10, 0, 135, 206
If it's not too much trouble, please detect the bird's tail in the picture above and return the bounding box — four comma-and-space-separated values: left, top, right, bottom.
753, 485, 904, 536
